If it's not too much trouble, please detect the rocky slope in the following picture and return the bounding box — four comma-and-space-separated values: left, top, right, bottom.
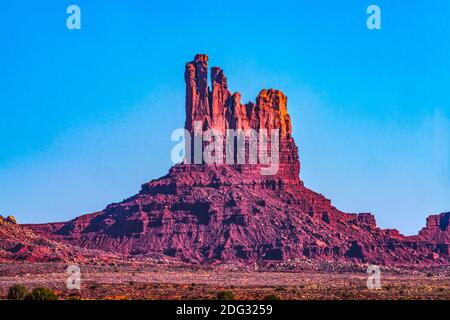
0, 215, 119, 263
26, 54, 449, 266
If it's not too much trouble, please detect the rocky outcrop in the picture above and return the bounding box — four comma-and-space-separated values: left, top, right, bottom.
0, 215, 76, 262
25, 54, 449, 266
0, 215, 17, 224
417, 213, 449, 242
0, 214, 121, 263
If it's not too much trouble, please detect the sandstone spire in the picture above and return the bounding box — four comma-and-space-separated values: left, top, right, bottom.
185, 54, 293, 138
183, 54, 299, 179
185, 54, 211, 132
210, 67, 229, 130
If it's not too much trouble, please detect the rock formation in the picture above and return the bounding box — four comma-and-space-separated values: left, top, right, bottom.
23, 54, 449, 266
0, 215, 114, 263
185, 54, 292, 137
417, 212, 449, 244
184, 54, 299, 180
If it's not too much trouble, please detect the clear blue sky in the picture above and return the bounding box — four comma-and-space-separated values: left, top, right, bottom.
0, 0, 449, 235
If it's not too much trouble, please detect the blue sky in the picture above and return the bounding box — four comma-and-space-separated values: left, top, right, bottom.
0, 0, 449, 235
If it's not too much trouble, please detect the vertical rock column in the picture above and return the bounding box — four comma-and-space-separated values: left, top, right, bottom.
185, 54, 211, 132
210, 67, 229, 130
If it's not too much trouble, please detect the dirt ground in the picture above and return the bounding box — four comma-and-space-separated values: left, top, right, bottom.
0, 262, 448, 300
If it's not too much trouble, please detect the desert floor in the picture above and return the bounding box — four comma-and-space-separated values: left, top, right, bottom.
0, 263, 448, 300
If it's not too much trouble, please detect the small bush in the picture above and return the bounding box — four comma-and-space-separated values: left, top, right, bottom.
7, 285, 28, 300
25, 287, 58, 300
217, 291, 235, 300
264, 294, 281, 300
89, 283, 100, 290
341, 291, 355, 299
66, 293, 81, 300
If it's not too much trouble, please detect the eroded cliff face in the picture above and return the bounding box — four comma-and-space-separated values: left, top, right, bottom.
25, 54, 449, 265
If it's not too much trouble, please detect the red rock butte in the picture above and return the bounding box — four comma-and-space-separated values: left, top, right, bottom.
14, 54, 450, 265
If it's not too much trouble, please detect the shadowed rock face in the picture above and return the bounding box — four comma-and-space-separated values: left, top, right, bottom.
25, 55, 449, 265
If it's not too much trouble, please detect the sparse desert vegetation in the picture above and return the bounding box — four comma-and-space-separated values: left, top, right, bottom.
0, 262, 448, 300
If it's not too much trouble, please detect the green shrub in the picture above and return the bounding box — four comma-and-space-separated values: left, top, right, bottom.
25, 287, 58, 300
7, 285, 29, 300
264, 294, 281, 300
217, 291, 235, 300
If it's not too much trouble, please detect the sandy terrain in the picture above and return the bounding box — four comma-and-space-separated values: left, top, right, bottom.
0, 262, 448, 300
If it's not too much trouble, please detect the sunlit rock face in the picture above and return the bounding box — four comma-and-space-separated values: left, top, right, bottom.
184, 54, 299, 181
